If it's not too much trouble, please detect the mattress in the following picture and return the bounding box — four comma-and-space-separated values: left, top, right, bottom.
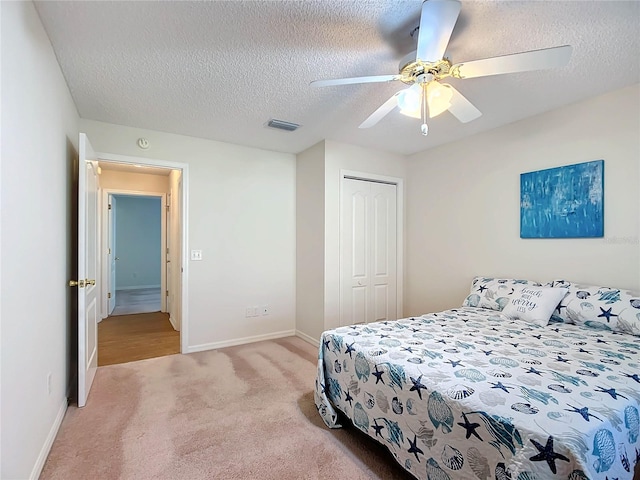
314, 307, 640, 480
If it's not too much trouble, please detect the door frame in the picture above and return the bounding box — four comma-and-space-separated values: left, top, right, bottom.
339, 169, 404, 326
101, 189, 168, 318
165, 190, 171, 317
95, 152, 189, 354
107, 193, 117, 315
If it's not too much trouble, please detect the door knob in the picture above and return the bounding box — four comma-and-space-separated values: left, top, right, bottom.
357, 281, 362, 286
115, 257, 120, 261
69, 280, 85, 288
85, 279, 96, 286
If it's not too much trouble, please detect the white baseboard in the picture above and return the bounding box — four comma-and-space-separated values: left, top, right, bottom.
296, 330, 319, 347
30, 398, 68, 480
169, 314, 180, 331
186, 329, 296, 353
116, 285, 161, 291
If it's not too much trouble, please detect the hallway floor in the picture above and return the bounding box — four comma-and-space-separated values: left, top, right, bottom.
98, 312, 180, 366
111, 287, 161, 315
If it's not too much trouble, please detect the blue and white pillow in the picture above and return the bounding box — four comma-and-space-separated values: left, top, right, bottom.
462, 277, 544, 311
552, 280, 640, 336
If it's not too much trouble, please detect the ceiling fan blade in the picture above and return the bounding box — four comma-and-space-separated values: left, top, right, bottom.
416, 0, 461, 62
311, 74, 401, 88
452, 45, 572, 79
359, 92, 401, 129
443, 84, 482, 123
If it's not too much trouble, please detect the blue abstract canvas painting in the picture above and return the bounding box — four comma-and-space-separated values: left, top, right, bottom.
520, 160, 604, 238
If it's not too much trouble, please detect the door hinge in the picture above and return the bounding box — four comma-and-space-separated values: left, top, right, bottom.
108, 204, 112, 210
108, 292, 111, 299
166, 247, 169, 254
166, 290, 169, 296
108, 247, 111, 254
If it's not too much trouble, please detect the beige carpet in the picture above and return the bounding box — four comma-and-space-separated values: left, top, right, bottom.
41, 337, 414, 480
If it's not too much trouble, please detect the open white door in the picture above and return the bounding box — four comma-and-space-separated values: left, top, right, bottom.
108, 194, 116, 314
78, 133, 99, 407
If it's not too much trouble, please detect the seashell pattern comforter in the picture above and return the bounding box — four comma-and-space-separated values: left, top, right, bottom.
314, 307, 640, 480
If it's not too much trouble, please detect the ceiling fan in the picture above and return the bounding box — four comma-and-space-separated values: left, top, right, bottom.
311, 0, 572, 136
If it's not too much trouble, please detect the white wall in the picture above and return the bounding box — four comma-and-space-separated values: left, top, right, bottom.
406, 84, 640, 316
1, 2, 79, 478
296, 141, 326, 342
323, 140, 407, 330
79, 119, 296, 350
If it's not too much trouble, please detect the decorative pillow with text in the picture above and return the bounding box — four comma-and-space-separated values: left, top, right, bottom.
501, 286, 569, 327
462, 276, 544, 311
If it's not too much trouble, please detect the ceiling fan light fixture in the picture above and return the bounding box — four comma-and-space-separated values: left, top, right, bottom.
427, 82, 453, 118
398, 81, 452, 119
399, 106, 422, 119
397, 88, 422, 119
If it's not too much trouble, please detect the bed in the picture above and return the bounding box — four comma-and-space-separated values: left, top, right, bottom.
314, 278, 640, 480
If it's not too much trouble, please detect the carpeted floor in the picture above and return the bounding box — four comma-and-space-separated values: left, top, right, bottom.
41, 337, 414, 480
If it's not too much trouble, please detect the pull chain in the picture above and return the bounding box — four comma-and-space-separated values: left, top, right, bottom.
421, 82, 429, 136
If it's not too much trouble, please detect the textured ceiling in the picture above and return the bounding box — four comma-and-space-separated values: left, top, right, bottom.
35, 1, 640, 156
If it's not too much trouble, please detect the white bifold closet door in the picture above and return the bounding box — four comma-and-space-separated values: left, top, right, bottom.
341, 178, 397, 326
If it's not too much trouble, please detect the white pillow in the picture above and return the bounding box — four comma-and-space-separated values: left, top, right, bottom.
502, 286, 569, 327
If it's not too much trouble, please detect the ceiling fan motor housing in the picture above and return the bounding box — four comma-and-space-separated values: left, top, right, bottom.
399, 57, 452, 85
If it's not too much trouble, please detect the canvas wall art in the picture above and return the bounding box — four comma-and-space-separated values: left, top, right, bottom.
520, 160, 604, 238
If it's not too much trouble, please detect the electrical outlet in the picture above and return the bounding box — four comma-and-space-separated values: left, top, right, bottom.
261, 305, 269, 316
47, 372, 52, 395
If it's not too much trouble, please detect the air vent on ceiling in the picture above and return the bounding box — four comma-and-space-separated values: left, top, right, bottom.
266, 119, 300, 132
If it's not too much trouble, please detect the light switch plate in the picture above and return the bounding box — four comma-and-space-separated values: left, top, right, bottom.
191, 250, 203, 261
